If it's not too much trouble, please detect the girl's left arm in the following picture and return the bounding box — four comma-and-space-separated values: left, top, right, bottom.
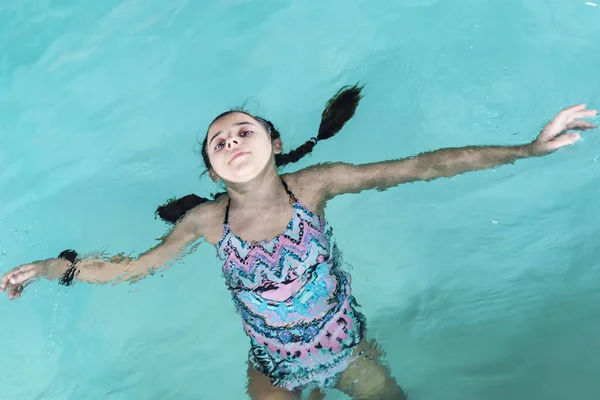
314, 104, 596, 198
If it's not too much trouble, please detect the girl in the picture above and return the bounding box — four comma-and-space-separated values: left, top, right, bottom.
2, 97, 596, 399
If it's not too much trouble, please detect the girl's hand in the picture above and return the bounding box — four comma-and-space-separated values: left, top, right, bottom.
529, 104, 597, 156
1, 259, 62, 300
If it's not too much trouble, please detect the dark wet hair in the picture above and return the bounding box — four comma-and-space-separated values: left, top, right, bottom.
155, 83, 364, 225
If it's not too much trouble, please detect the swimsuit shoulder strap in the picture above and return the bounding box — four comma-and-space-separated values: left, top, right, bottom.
224, 198, 231, 225
280, 177, 298, 204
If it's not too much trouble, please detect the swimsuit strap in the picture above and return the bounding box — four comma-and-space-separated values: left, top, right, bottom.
223, 177, 297, 225
223, 197, 231, 225
280, 177, 298, 203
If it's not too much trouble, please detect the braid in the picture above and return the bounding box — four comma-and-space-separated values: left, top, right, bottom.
275, 138, 319, 167
155, 194, 208, 224
276, 83, 364, 167
317, 83, 363, 140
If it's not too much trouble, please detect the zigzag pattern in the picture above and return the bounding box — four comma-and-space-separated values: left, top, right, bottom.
218, 201, 329, 289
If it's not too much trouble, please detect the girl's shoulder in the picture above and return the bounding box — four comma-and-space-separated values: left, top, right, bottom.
184, 195, 228, 245
282, 167, 330, 219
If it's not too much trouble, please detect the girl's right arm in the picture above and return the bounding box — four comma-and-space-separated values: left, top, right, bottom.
1, 204, 210, 300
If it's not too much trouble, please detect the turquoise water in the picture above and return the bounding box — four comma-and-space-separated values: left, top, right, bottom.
1, 0, 600, 399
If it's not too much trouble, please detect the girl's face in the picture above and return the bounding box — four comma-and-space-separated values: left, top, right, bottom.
205, 112, 282, 183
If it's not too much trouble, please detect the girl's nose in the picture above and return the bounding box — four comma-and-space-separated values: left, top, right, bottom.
226, 137, 239, 148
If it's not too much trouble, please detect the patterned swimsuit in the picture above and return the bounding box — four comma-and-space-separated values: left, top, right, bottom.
217, 180, 366, 391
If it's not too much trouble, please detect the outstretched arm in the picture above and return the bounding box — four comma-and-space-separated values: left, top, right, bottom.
1, 205, 209, 300
318, 104, 597, 197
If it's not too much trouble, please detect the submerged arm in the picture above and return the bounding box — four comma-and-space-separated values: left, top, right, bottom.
322, 144, 531, 196
63, 215, 201, 284
318, 104, 597, 198
1, 205, 208, 299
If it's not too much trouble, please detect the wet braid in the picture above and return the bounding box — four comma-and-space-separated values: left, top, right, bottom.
275, 84, 364, 167
155, 83, 364, 224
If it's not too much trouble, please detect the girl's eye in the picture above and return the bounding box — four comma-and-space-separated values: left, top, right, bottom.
214, 130, 252, 151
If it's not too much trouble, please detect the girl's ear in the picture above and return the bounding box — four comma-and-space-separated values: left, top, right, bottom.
272, 138, 283, 155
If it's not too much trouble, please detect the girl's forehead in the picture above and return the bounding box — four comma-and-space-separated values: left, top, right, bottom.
210, 112, 254, 129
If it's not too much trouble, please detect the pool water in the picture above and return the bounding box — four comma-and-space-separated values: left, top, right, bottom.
1, 1, 599, 399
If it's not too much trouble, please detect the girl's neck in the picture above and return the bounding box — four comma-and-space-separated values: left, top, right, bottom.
225, 169, 289, 210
